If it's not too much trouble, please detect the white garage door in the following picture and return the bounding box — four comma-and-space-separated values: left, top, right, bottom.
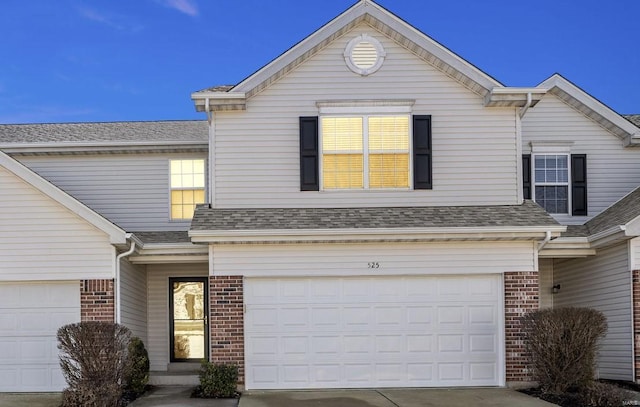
0, 282, 80, 392
245, 275, 503, 389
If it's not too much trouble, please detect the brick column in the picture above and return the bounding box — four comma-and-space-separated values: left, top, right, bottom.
80, 279, 115, 322
633, 270, 640, 383
504, 271, 539, 384
209, 276, 244, 384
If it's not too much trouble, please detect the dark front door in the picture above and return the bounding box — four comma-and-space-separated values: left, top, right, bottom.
169, 277, 208, 362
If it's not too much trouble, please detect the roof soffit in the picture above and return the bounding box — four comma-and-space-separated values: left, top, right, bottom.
197, 1, 503, 106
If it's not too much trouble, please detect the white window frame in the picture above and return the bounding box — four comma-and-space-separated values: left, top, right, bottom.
168, 158, 207, 221
532, 153, 571, 215
317, 101, 415, 192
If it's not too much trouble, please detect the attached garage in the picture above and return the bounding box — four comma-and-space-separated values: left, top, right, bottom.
244, 275, 504, 389
0, 282, 80, 392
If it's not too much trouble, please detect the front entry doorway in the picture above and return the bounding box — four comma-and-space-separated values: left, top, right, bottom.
169, 277, 209, 362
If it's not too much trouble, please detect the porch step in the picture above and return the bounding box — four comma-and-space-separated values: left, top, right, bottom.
149, 371, 199, 386
167, 362, 201, 372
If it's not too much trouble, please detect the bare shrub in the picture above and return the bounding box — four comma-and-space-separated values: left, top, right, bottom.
57, 321, 132, 407
578, 381, 628, 407
522, 307, 607, 395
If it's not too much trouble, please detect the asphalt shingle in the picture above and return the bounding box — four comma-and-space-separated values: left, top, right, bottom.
0, 120, 207, 144
133, 231, 191, 245
191, 200, 559, 231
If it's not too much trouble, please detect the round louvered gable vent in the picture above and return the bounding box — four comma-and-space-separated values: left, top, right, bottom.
344, 34, 385, 76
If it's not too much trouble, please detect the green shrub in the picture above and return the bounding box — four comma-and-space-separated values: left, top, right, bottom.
124, 337, 150, 396
198, 361, 239, 398
57, 321, 131, 407
522, 307, 607, 395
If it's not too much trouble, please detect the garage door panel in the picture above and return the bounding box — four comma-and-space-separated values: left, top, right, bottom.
0, 282, 80, 392
245, 276, 503, 389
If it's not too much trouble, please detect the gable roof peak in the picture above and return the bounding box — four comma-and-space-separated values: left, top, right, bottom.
192, 0, 503, 113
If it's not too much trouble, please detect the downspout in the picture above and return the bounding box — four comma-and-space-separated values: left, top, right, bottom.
537, 230, 552, 251
115, 234, 136, 324
519, 92, 533, 118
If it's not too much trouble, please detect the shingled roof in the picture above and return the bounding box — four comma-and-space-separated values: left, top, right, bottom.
584, 186, 640, 235
191, 200, 559, 232
624, 114, 640, 128
0, 120, 207, 144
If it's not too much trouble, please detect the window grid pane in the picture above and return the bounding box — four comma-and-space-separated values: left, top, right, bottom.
534, 154, 568, 184
535, 186, 568, 214
369, 153, 409, 188
323, 154, 364, 189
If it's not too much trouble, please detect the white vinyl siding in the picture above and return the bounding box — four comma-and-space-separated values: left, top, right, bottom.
120, 259, 147, 343
146, 264, 208, 372
15, 153, 207, 231
522, 94, 640, 224
0, 166, 114, 281
212, 24, 518, 208
211, 241, 536, 278
538, 258, 553, 309
631, 238, 640, 271
553, 244, 633, 380
0, 281, 80, 392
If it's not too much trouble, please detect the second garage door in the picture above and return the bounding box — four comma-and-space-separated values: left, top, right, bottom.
244, 275, 503, 389
0, 282, 80, 392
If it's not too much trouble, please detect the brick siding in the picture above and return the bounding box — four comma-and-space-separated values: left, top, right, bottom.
504, 271, 539, 383
633, 270, 640, 383
80, 279, 115, 322
209, 276, 245, 384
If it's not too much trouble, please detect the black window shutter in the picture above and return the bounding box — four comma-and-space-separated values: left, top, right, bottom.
522, 154, 531, 199
300, 116, 319, 191
413, 115, 432, 190
571, 154, 587, 216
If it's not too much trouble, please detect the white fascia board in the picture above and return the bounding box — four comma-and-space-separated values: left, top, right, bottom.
190, 91, 247, 101
0, 140, 208, 154
540, 74, 640, 138
135, 243, 208, 256
232, 0, 501, 96
189, 226, 566, 243
0, 151, 126, 244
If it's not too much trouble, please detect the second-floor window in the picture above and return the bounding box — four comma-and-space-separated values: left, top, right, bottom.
170, 159, 205, 220
321, 115, 410, 190
533, 154, 569, 214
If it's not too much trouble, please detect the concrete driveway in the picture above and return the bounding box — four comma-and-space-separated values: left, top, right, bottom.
238, 388, 557, 407
0, 387, 557, 407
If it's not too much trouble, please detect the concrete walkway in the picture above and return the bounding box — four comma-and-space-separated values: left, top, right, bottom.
128, 386, 238, 406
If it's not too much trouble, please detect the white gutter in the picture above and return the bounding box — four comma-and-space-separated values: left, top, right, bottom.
190, 226, 566, 244
115, 234, 136, 324
519, 92, 533, 118
537, 230, 552, 250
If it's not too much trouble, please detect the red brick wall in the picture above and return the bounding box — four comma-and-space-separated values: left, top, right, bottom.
504, 271, 539, 383
633, 270, 640, 383
209, 276, 244, 384
80, 279, 115, 322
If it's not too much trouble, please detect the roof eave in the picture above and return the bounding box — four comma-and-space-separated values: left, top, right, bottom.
484, 87, 547, 108
189, 226, 565, 244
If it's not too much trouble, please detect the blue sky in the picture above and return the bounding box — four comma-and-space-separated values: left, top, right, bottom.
0, 0, 638, 124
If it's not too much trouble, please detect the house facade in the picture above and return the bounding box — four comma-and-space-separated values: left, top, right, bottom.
1, 0, 639, 392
